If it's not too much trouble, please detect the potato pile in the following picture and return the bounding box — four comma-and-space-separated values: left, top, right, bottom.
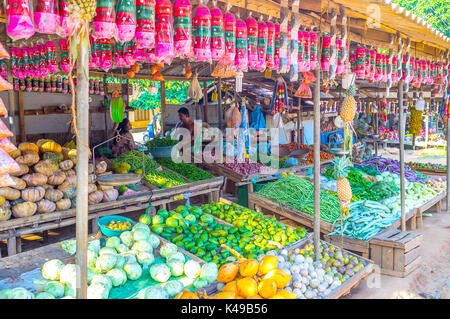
0, 140, 118, 221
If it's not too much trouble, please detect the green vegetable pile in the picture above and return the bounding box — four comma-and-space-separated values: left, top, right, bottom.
145, 137, 179, 150
113, 150, 159, 172
355, 165, 380, 176
144, 170, 187, 188
156, 158, 214, 182
256, 176, 341, 224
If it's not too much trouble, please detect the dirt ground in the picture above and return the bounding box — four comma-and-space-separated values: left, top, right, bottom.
1, 148, 449, 299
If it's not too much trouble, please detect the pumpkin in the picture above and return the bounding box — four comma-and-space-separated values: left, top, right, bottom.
9, 149, 21, 159
236, 278, 258, 298
258, 255, 278, 276
41, 184, 54, 190
239, 259, 258, 277
66, 175, 77, 186
37, 199, 56, 214
247, 294, 263, 299
12, 201, 37, 218
21, 186, 45, 202
0, 195, 5, 206
59, 185, 76, 199
217, 262, 239, 283
18, 142, 39, 154
36, 139, 52, 148
174, 291, 200, 299
59, 160, 74, 171
16, 152, 40, 166
0, 206, 11, 221
102, 189, 118, 202
22, 173, 48, 186
68, 149, 77, 164
1, 200, 10, 208
95, 161, 107, 174
88, 163, 94, 174
88, 191, 103, 205
0, 187, 21, 200
97, 185, 113, 191
10, 164, 29, 177
64, 169, 76, 177
43, 152, 64, 162
47, 171, 66, 185
10, 198, 24, 206
10, 176, 26, 190
34, 160, 59, 176
88, 183, 97, 194
61, 147, 70, 160
40, 141, 62, 153
88, 174, 96, 184
56, 198, 71, 210
263, 269, 291, 289
45, 189, 64, 202
257, 278, 277, 298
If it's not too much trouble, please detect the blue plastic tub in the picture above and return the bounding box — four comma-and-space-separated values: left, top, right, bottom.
98, 215, 135, 237
149, 146, 173, 158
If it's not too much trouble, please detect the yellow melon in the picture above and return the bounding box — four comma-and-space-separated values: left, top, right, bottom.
239, 259, 258, 277
217, 262, 239, 283
236, 277, 258, 298
263, 269, 291, 289
257, 278, 278, 298
258, 255, 278, 276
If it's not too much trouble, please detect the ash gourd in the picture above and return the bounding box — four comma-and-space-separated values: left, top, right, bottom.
193, 0, 212, 62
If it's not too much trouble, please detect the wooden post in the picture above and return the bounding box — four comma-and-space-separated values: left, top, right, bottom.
218, 78, 222, 129
160, 81, 166, 134
313, 51, 321, 261
75, 36, 90, 299
447, 112, 450, 211
203, 81, 209, 123
18, 90, 26, 142
297, 98, 301, 145
398, 81, 406, 231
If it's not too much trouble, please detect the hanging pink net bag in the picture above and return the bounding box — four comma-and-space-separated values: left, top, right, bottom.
210, 2, 224, 61
34, 0, 59, 34
193, 0, 212, 62
155, 0, 174, 63
223, 8, 236, 64
93, 0, 117, 40
58, 0, 69, 36
235, 16, 248, 71
115, 0, 137, 42
6, 0, 35, 40
136, 0, 156, 49
246, 14, 258, 70
173, 0, 192, 58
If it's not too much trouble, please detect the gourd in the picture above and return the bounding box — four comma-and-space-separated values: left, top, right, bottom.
40, 141, 62, 153
18, 142, 39, 154
102, 189, 119, 202
16, 152, 40, 166
41, 184, 54, 190
10, 198, 24, 206
21, 186, 46, 202
10, 164, 29, 177
0, 187, 21, 200
12, 201, 37, 218
34, 160, 59, 176
68, 149, 77, 164
0, 206, 11, 221
56, 198, 71, 211
22, 173, 48, 186
88, 183, 97, 194
61, 147, 70, 161
59, 160, 74, 171
43, 152, 64, 162
88, 191, 103, 205
47, 171, 66, 185
45, 189, 64, 202
88, 174, 96, 184
9, 149, 21, 159
64, 169, 76, 177
59, 185, 76, 199
10, 176, 26, 190
95, 161, 108, 174
66, 175, 77, 186
37, 199, 56, 214
36, 139, 52, 148
88, 163, 94, 174
0, 195, 5, 206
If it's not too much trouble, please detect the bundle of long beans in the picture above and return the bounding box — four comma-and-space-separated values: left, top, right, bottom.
256, 176, 341, 224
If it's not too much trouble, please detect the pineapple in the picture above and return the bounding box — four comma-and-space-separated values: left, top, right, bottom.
332, 156, 353, 204
340, 85, 357, 123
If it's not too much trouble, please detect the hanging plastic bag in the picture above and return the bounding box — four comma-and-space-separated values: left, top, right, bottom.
266, 21, 275, 69
210, 1, 225, 61
45, 42, 58, 73
211, 55, 237, 78
235, 17, 248, 71
114, 42, 126, 67
272, 112, 286, 144
255, 18, 268, 71
6, 0, 35, 40
0, 98, 7, 118
309, 32, 318, 70
223, 8, 236, 64
0, 174, 15, 187
0, 76, 13, 92
187, 73, 203, 102
135, 0, 156, 48
173, 0, 192, 58
246, 14, 258, 69
0, 147, 20, 175
34, 0, 59, 34
295, 78, 312, 98
58, 0, 69, 37
94, 0, 117, 39
273, 24, 281, 71
193, 0, 212, 62
289, 25, 298, 82
250, 101, 266, 134
298, 31, 310, 72
115, 0, 137, 42
155, 0, 174, 63
279, 23, 289, 73
0, 43, 10, 60
321, 35, 331, 72
98, 39, 112, 71
123, 40, 136, 66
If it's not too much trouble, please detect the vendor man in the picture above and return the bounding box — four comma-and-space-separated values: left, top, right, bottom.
174, 107, 195, 143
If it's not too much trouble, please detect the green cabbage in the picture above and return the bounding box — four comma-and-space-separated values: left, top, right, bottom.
184, 260, 201, 279
59, 264, 78, 287
96, 254, 117, 273
106, 268, 127, 287
200, 262, 218, 284
64, 283, 75, 298
42, 259, 65, 281
120, 252, 137, 264
132, 228, 150, 242
131, 240, 153, 253
106, 236, 121, 249
10, 287, 34, 299
159, 243, 178, 259
148, 234, 160, 249
167, 252, 185, 264
167, 259, 184, 277
87, 250, 97, 268
35, 292, 55, 299
123, 262, 143, 280
120, 231, 133, 247
132, 223, 150, 233
91, 274, 113, 291
149, 264, 171, 283
116, 243, 129, 254
87, 267, 98, 284
0, 289, 12, 299
136, 251, 155, 268
193, 277, 208, 289
60, 240, 76, 255
144, 286, 169, 299
88, 239, 101, 255
87, 283, 110, 299
163, 280, 184, 298
99, 247, 117, 256
44, 281, 65, 298
115, 255, 126, 269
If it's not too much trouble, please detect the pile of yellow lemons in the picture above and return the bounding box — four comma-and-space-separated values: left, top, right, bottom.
105, 220, 132, 230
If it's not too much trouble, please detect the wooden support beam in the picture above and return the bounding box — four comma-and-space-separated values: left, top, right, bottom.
18, 90, 26, 142
203, 81, 209, 123
7, 74, 16, 145
160, 81, 166, 134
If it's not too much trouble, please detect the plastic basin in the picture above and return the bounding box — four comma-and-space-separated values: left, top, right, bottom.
98, 215, 135, 237
149, 146, 173, 158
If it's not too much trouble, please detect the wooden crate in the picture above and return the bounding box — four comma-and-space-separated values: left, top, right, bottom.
416, 192, 445, 228
369, 229, 423, 278
325, 235, 370, 258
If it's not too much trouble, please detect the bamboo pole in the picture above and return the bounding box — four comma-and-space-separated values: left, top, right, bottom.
7, 73, 17, 145
398, 81, 406, 231
160, 81, 166, 134
203, 81, 209, 123
18, 90, 26, 142
218, 78, 222, 129
313, 65, 321, 261
75, 38, 90, 299
297, 98, 301, 145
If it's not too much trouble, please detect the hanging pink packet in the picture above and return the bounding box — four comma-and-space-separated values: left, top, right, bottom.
45, 42, 58, 73
246, 15, 258, 69
58, 0, 69, 36
136, 0, 156, 49
173, 0, 192, 58
34, 0, 58, 34
266, 21, 275, 69
235, 18, 248, 71
114, 42, 126, 67
94, 0, 117, 39
223, 10, 236, 64
273, 24, 280, 71
6, 0, 35, 40
321, 35, 331, 72
309, 32, 318, 70
193, 1, 212, 62
255, 19, 267, 71
115, 0, 137, 42
132, 41, 147, 61
155, 0, 174, 63
210, 3, 224, 61
98, 39, 112, 71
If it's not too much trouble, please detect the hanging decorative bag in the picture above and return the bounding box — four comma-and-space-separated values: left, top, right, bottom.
210, 1, 225, 61
6, 0, 35, 40
223, 8, 236, 64
94, 0, 117, 40
193, 0, 212, 62
265, 20, 275, 70
321, 35, 331, 72
115, 0, 137, 42
136, 0, 156, 49
309, 32, 318, 70
235, 16, 248, 71
173, 0, 192, 58
246, 14, 258, 69
58, 0, 69, 36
